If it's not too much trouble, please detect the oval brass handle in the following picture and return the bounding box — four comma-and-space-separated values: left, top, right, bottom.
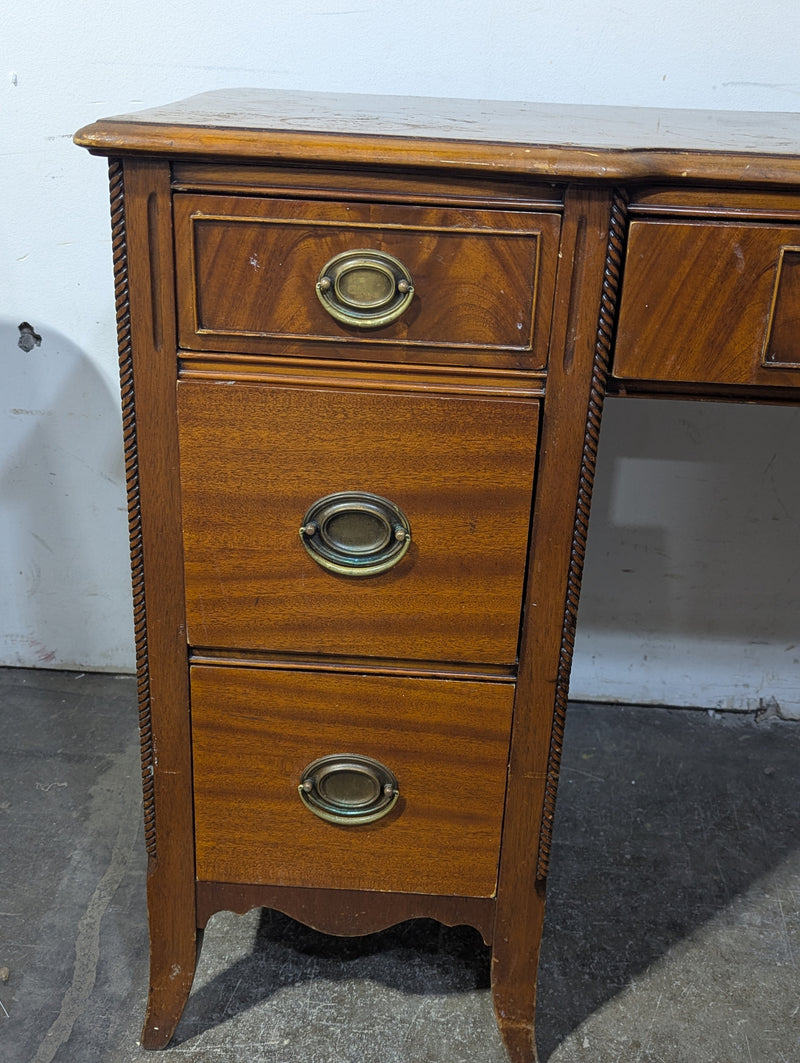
299, 491, 411, 577
316, 249, 414, 329
299, 754, 400, 825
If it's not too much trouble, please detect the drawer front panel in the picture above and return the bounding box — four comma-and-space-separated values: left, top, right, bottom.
174, 194, 560, 367
191, 665, 514, 897
614, 219, 800, 387
177, 380, 539, 665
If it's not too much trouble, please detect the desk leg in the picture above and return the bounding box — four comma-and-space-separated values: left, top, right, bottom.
139, 872, 201, 1048
112, 155, 201, 1049
490, 186, 626, 1063
491, 880, 547, 1062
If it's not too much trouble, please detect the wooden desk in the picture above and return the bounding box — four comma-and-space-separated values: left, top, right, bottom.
75, 91, 800, 1062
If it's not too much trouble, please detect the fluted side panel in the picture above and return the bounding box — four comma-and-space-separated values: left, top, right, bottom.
536, 189, 629, 880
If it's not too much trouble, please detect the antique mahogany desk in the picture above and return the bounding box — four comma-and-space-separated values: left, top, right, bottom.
75, 91, 800, 1061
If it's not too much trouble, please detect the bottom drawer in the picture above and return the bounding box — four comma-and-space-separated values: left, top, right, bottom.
191, 665, 515, 897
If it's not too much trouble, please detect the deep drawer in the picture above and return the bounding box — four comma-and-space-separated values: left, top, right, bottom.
191, 665, 514, 897
177, 379, 539, 665
173, 193, 561, 368
614, 219, 800, 388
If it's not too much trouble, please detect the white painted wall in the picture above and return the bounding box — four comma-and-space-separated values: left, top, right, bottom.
2, 1, 799, 712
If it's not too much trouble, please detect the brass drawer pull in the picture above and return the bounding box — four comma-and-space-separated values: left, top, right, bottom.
299, 754, 400, 825
299, 491, 411, 576
316, 249, 414, 329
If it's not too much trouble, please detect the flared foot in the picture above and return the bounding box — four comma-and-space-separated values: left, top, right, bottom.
139, 928, 203, 1049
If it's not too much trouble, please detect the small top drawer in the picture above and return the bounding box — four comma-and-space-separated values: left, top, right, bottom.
613, 219, 800, 388
173, 194, 561, 369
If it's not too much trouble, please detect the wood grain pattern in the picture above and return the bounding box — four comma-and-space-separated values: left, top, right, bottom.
178, 353, 546, 399
174, 194, 560, 368
764, 246, 800, 367
535, 188, 629, 881
491, 185, 616, 1063
177, 379, 539, 665
119, 159, 199, 1049
172, 161, 564, 210
196, 881, 496, 944
629, 186, 800, 221
75, 88, 800, 1063
614, 218, 800, 387
191, 665, 515, 897
188, 648, 514, 681
75, 88, 800, 185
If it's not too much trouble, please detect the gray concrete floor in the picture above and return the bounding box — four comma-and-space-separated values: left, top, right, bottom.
1, 667, 798, 1063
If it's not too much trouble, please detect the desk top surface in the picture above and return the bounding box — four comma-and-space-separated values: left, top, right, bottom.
75, 88, 800, 185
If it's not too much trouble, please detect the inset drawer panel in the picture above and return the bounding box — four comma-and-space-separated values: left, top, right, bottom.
614, 219, 800, 387
174, 194, 560, 368
191, 665, 514, 897
177, 380, 539, 665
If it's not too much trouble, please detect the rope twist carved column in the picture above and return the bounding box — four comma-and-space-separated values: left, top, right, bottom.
536, 188, 629, 881
108, 159, 157, 859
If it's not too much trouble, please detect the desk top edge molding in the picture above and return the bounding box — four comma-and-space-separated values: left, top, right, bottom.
74, 87, 800, 185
